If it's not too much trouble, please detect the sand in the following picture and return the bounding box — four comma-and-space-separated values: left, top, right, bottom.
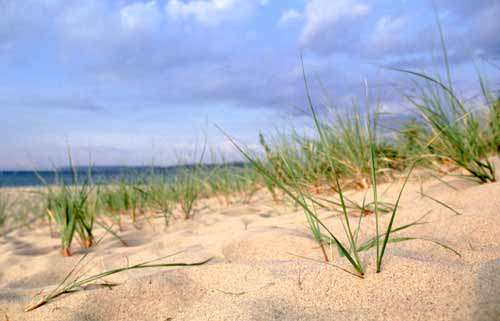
1, 166, 500, 321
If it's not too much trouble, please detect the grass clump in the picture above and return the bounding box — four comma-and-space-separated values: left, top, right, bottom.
170, 169, 201, 220
256, 101, 398, 193
137, 176, 174, 227
98, 186, 125, 230
205, 163, 259, 206
320, 103, 380, 189
99, 178, 144, 223
44, 179, 95, 256
393, 22, 496, 183
393, 118, 432, 165
40, 160, 97, 256
396, 69, 496, 183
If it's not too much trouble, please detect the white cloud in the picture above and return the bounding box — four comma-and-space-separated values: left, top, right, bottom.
298, 0, 369, 48
366, 15, 410, 55
165, 0, 267, 25
120, 1, 162, 32
373, 15, 408, 38
56, 0, 166, 47
279, 9, 303, 25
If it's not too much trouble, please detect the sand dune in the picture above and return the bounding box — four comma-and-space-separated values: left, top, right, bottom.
1, 172, 500, 321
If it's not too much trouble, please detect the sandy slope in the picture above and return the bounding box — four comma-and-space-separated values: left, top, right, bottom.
1, 167, 500, 321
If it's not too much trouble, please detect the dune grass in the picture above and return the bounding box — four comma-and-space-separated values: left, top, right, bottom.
0, 191, 10, 230
320, 102, 380, 189
98, 177, 146, 226
30, 159, 260, 254
256, 99, 400, 194
98, 186, 125, 230
392, 22, 496, 183
136, 176, 174, 227
204, 163, 259, 206
490, 97, 500, 154
395, 68, 496, 183
205, 164, 239, 206
37, 158, 97, 256
8, 63, 491, 263
43, 174, 95, 256
170, 169, 202, 220
393, 118, 432, 165
219, 59, 461, 276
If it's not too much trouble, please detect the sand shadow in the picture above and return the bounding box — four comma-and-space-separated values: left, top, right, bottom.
474, 258, 500, 321
6, 270, 63, 289
0, 290, 22, 304
248, 298, 330, 320
67, 312, 104, 321
116, 235, 149, 247
426, 177, 481, 194
220, 206, 262, 217
3, 235, 55, 256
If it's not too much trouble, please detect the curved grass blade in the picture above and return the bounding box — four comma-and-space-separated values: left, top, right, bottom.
25, 252, 211, 312
357, 236, 461, 258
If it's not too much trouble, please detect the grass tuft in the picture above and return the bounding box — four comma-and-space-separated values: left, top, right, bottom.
39, 157, 97, 256
391, 19, 496, 183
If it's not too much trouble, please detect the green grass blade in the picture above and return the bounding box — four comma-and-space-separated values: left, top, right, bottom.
377, 162, 416, 272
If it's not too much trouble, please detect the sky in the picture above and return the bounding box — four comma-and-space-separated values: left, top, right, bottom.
0, 0, 499, 169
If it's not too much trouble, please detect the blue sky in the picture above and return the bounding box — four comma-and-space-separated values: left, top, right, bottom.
1, 0, 499, 169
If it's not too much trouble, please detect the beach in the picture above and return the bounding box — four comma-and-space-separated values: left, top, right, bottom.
1, 164, 499, 321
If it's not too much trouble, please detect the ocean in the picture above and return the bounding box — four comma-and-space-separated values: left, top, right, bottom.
0, 167, 167, 188
0, 163, 247, 188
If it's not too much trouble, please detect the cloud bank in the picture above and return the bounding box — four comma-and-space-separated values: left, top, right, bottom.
0, 0, 498, 168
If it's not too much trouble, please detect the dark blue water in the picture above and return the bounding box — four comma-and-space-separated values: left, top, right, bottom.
0, 163, 247, 188
0, 167, 167, 187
